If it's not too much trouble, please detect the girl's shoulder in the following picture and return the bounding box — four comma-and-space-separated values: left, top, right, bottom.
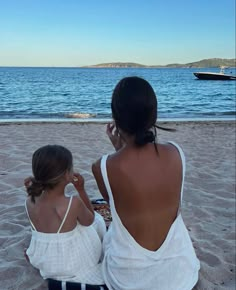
61, 194, 81, 213
48, 195, 80, 224
56, 195, 84, 230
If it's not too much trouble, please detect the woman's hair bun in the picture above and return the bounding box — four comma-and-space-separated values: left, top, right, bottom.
135, 130, 155, 146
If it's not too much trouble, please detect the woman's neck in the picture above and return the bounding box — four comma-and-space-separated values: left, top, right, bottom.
119, 130, 135, 146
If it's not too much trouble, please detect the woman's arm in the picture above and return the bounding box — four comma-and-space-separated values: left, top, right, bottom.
92, 159, 109, 203
92, 122, 124, 203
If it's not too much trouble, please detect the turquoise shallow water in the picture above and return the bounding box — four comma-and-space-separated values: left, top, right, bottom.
0, 67, 235, 120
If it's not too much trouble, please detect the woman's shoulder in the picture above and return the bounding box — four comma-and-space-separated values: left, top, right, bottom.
92, 153, 116, 176
92, 157, 102, 172
157, 142, 185, 173
92, 158, 103, 185
158, 141, 184, 155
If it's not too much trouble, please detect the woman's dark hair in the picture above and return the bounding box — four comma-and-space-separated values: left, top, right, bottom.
27, 145, 73, 203
111, 76, 174, 147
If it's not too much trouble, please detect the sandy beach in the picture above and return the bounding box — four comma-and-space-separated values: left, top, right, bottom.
0, 120, 235, 290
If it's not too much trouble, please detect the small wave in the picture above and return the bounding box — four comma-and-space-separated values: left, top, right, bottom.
65, 112, 96, 118
209, 93, 223, 97
200, 111, 236, 116
222, 111, 236, 116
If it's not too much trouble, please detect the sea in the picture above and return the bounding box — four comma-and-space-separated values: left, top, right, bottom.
0, 67, 235, 122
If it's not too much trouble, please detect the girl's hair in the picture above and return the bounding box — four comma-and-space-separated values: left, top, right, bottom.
27, 145, 73, 203
111, 76, 174, 147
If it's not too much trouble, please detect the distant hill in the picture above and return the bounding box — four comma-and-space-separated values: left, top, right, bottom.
84, 58, 236, 68
184, 58, 236, 68
86, 62, 146, 68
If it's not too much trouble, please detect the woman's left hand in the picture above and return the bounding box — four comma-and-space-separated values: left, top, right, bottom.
106, 122, 125, 151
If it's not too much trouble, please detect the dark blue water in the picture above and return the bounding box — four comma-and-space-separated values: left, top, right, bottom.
0, 67, 235, 120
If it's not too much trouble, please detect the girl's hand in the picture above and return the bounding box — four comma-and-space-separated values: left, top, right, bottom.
106, 122, 124, 151
72, 173, 85, 191
24, 176, 33, 189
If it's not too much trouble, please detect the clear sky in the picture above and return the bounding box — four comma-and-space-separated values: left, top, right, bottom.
0, 0, 235, 67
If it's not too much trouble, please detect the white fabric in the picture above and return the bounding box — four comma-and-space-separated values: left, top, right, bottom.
57, 196, 73, 233
62, 281, 66, 290
101, 141, 200, 290
25, 196, 106, 284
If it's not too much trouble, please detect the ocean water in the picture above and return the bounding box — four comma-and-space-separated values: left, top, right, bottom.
0, 67, 235, 121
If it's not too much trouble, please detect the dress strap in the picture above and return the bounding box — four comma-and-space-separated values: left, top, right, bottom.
168, 141, 186, 203
25, 200, 37, 231
57, 195, 73, 233
100, 154, 113, 202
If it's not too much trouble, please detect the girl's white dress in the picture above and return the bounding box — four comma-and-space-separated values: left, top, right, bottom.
25, 195, 106, 284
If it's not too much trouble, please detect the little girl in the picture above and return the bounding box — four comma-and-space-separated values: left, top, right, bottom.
24, 144, 107, 290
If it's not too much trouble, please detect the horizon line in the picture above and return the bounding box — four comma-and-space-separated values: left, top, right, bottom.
0, 57, 235, 69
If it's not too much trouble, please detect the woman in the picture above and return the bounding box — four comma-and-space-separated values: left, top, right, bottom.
92, 76, 200, 290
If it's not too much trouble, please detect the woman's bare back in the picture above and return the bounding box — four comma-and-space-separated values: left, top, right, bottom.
106, 142, 183, 251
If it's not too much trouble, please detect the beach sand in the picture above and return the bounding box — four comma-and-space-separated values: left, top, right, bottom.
0, 121, 235, 290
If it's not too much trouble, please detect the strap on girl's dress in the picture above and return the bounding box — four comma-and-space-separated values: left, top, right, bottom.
25, 200, 37, 231
57, 195, 73, 233
25, 196, 73, 233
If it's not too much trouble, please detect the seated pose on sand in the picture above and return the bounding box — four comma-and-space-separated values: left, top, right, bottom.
24, 145, 108, 290
92, 77, 200, 290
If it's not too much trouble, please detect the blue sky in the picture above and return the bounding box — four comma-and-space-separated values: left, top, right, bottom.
0, 0, 235, 66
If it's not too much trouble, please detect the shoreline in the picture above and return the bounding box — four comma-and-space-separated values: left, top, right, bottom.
0, 117, 235, 126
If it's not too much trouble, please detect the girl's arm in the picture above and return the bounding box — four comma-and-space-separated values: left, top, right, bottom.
72, 173, 95, 224
73, 196, 94, 226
